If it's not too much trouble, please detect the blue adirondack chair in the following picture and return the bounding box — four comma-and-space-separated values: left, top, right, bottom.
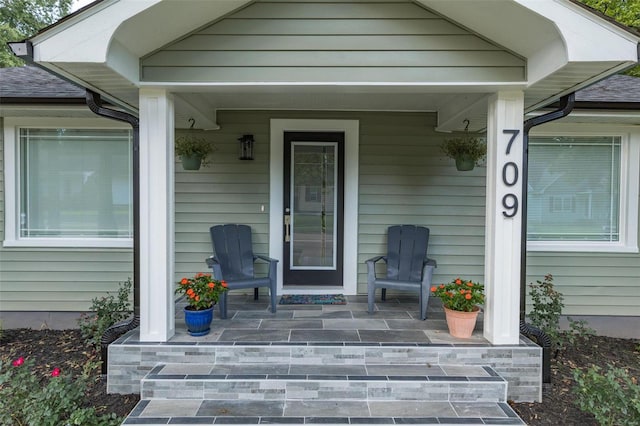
367, 225, 437, 320
206, 224, 278, 319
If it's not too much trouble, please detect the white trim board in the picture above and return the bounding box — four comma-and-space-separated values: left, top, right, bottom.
269, 119, 359, 295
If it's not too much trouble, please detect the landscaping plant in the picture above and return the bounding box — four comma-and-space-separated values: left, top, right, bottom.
0, 356, 121, 425
78, 279, 133, 348
527, 273, 593, 353
573, 364, 640, 426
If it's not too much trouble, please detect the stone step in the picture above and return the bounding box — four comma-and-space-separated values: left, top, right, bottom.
122, 398, 526, 425
140, 363, 507, 403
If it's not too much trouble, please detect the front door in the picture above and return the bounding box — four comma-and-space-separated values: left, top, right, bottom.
283, 132, 344, 286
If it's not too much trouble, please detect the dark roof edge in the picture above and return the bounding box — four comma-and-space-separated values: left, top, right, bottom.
548, 100, 640, 111
33, 1, 105, 39
568, 0, 640, 38
0, 97, 87, 105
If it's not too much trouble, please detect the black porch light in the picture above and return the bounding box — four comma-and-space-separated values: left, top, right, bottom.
238, 134, 255, 160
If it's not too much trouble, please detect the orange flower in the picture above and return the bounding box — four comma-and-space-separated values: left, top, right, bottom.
467, 282, 473, 287
460, 289, 466, 294
208, 282, 215, 289
455, 278, 462, 285
465, 293, 472, 300
180, 278, 188, 285
186, 288, 194, 296
430, 286, 437, 292
439, 284, 445, 289
195, 295, 200, 301
221, 281, 228, 288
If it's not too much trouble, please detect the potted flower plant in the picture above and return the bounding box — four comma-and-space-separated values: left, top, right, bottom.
175, 134, 214, 170
431, 278, 484, 338
441, 136, 487, 171
176, 273, 228, 336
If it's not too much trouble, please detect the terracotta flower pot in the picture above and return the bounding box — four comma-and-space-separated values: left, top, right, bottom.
444, 306, 480, 338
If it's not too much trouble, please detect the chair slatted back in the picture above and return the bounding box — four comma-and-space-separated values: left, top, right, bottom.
210, 224, 255, 280
386, 225, 429, 282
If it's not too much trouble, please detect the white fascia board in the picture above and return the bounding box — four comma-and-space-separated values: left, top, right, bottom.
31, 0, 160, 64
517, 0, 640, 62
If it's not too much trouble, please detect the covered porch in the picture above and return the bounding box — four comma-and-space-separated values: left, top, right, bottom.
111, 294, 538, 425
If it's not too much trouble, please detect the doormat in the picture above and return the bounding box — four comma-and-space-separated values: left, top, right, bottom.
279, 294, 347, 305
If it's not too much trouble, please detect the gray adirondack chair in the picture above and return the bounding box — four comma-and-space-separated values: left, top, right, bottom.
206, 224, 278, 319
367, 225, 436, 320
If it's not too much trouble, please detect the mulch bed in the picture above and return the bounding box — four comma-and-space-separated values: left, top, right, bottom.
0, 328, 638, 423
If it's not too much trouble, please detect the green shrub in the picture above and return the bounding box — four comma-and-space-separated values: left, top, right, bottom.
528, 273, 594, 352
78, 279, 133, 348
0, 357, 121, 425
573, 364, 640, 426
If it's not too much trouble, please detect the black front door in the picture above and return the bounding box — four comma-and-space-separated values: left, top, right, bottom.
283, 132, 344, 286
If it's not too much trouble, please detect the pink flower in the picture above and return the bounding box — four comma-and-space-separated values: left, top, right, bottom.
51, 368, 61, 377
12, 357, 24, 367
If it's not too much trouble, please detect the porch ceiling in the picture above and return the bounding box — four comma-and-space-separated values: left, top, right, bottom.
25, 0, 640, 132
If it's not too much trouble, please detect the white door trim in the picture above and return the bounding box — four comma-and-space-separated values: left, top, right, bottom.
270, 119, 359, 295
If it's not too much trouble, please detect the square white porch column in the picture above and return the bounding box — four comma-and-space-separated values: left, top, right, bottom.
484, 91, 524, 345
138, 88, 175, 342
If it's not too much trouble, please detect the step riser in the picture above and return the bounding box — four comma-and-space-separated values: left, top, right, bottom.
141, 379, 507, 403
109, 341, 542, 402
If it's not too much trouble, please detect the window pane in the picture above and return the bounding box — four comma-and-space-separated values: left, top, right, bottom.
20, 128, 133, 239
528, 136, 620, 241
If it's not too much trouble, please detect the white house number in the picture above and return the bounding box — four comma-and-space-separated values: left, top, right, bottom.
502, 129, 520, 218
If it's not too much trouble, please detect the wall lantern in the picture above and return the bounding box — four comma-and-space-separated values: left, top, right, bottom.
238, 134, 255, 160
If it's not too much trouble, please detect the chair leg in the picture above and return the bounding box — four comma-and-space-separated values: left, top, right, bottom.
219, 292, 228, 319
254, 288, 259, 300
419, 284, 428, 321
270, 284, 277, 313
367, 282, 376, 314
381, 288, 387, 301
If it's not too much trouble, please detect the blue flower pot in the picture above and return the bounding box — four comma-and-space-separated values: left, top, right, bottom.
183, 305, 214, 336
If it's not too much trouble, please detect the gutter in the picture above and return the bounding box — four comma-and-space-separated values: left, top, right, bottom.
520, 93, 575, 386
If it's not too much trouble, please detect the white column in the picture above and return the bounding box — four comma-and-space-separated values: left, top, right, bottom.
484, 91, 524, 345
138, 88, 175, 342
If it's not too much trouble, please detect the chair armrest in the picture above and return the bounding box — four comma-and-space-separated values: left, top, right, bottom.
366, 255, 386, 265
366, 256, 386, 282
254, 255, 279, 264
254, 255, 278, 279
421, 258, 437, 287
205, 256, 219, 268
205, 256, 224, 280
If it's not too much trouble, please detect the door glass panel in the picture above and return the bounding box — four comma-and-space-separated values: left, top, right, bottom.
290, 142, 337, 269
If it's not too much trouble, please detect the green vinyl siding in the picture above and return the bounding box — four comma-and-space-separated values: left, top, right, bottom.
2, 111, 640, 317
141, 0, 525, 84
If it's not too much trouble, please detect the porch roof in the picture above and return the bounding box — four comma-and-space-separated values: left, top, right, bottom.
15, 0, 640, 131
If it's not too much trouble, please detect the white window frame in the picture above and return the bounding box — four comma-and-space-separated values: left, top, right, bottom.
3, 117, 133, 248
527, 124, 639, 253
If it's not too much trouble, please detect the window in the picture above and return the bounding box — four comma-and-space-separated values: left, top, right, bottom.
527, 133, 639, 252
4, 119, 133, 247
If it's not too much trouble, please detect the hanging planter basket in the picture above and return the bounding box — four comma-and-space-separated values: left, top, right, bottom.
181, 154, 203, 171
175, 118, 215, 171
441, 120, 486, 172
455, 154, 476, 171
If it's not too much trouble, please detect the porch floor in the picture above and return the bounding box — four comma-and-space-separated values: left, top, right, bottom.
168, 294, 488, 346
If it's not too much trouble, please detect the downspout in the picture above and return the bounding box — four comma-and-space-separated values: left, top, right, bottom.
85, 90, 140, 374
519, 93, 575, 385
